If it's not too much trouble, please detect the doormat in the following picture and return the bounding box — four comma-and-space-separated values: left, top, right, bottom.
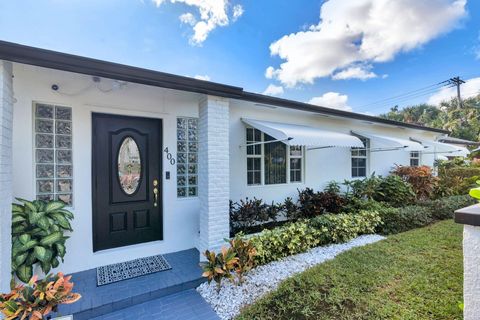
96, 254, 171, 286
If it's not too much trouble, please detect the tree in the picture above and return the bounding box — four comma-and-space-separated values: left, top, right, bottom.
380, 94, 480, 141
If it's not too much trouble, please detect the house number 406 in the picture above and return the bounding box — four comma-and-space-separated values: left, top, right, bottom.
164, 147, 176, 165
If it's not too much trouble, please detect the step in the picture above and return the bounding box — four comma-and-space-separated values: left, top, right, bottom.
53, 249, 206, 320
90, 289, 219, 320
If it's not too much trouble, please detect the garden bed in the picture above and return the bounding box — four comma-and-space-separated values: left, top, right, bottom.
237, 220, 463, 320
197, 234, 385, 320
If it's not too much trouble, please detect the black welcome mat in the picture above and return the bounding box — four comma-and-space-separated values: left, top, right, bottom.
96, 254, 171, 286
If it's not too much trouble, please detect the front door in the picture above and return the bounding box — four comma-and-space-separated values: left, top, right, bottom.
92, 113, 163, 252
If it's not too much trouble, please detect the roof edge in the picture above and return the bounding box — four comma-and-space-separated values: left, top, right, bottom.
240, 92, 449, 134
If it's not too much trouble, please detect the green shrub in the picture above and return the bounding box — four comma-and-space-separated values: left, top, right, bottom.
250, 221, 322, 265
376, 205, 433, 235
376, 195, 475, 234
309, 211, 382, 243
250, 211, 382, 265
373, 175, 416, 206
418, 195, 475, 220
343, 174, 415, 207
343, 198, 392, 213
440, 167, 480, 179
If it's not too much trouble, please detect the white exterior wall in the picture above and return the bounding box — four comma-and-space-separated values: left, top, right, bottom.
0, 60, 13, 292
12, 64, 202, 275
463, 224, 480, 319
229, 100, 440, 203
10, 62, 443, 275
198, 96, 230, 253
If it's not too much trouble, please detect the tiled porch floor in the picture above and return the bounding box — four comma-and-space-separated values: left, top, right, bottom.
91, 289, 219, 320
54, 249, 210, 319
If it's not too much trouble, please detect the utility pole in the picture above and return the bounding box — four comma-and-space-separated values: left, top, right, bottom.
448, 76, 466, 108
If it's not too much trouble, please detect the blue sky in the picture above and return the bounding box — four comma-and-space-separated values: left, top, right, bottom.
0, 0, 479, 115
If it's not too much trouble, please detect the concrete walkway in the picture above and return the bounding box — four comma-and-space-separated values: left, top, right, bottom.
91, 289, 219, 320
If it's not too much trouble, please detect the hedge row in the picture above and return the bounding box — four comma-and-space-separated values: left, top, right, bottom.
250, 211, 381, 265
376, 195, 474, 235
249, 195, 474, 265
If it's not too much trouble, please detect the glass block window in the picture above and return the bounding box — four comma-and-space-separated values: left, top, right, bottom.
177, 117, 198, 198
351, 137, 369, 178
290, 146, 303, 182
34, 103, 73, 205
410, 151, 420, 167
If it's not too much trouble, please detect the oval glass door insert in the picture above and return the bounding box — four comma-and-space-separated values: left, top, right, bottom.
117, 137, 141, 195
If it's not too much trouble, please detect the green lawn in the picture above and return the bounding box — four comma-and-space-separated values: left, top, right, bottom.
238, 220, 463, 320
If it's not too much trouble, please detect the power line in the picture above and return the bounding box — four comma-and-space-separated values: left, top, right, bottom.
358, 80, 449, 109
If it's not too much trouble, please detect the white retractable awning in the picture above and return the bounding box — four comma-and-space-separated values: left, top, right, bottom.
242, 118, 364, 148
351, 131, 425, 151
412, 138, 470, 157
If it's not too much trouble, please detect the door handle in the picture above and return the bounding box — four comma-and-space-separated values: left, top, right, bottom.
153, 179, 159, 207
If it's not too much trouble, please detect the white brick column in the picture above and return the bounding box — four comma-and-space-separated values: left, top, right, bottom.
0, 60, 13, 293
197, 95, 230, 255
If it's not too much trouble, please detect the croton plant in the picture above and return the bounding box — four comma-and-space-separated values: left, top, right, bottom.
0, 273, 81, 320
11, 199, 74, 283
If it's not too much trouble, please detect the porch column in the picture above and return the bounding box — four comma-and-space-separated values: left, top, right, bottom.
455, 204, 480, 319
197, 95, 230, 255
0, 60, 14, 293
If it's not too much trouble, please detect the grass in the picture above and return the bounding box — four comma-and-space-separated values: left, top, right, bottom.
237, 220, 463, 320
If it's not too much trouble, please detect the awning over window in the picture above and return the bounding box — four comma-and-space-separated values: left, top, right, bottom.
351, 131, 425, 151
412, 138, 470, 157
242, 118, 364, 148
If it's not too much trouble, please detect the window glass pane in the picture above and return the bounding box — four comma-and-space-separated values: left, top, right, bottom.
36, 134, 54, 148
264, 134, 286, 185
290, 146, 302, 157
36, 104, 54, 119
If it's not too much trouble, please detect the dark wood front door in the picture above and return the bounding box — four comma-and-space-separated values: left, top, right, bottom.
92, 113, 163, 252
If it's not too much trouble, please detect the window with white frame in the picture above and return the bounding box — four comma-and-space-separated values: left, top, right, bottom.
177, 117, 198, 197
410, 151, 420, 167
246, 128, 262, 185
34, 103, 73, 205
351, 137, 369, 178
246, 127, 304, 186
290, 146, 303, 183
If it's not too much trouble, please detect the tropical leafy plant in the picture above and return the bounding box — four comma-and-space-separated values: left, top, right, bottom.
373, 174, 416, 206
201, 247, 238, 293
11, 199, 74, 283
469, 180, 480, 201
228, 235, 257, 284
392, 165, 438, 200
0, 272, 81, 320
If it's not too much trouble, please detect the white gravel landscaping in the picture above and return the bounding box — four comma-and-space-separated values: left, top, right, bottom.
197, 234, 385, 320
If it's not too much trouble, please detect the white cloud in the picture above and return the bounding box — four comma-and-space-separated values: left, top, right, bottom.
153, 0, 243, 45
262, 84, 284, 96
308, 92, 352, 111
427, 77, 480, 105
193, 74, 211, 81
232, 4, 244, 21
332, 65, 377, 80
267, 0, 466, 87
179, 12, 196, 26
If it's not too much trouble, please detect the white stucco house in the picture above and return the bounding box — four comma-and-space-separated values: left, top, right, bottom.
0, 41, 469, 292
